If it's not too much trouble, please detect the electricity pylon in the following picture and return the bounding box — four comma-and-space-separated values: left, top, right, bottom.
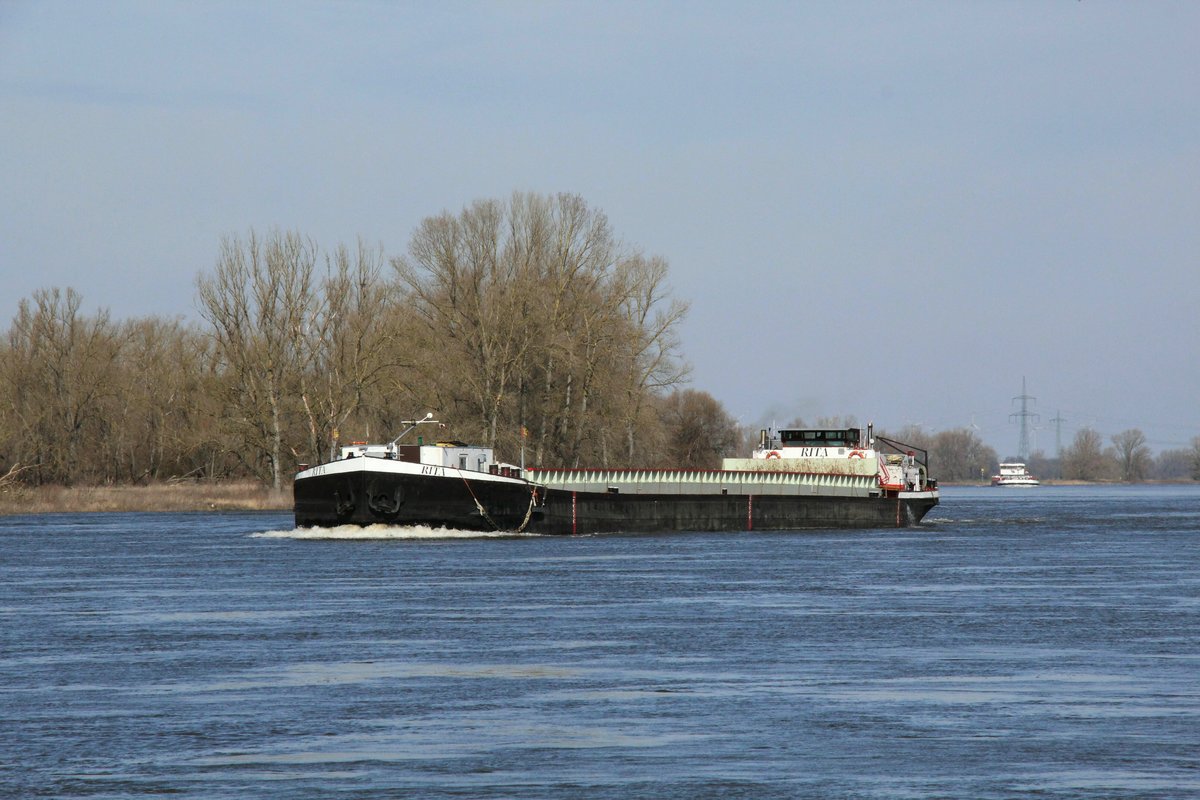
1049, 410, 1066, 459
1010, 377, 1040, 461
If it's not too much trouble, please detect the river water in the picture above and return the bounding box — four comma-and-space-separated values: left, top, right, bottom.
2, 485, 1198, 799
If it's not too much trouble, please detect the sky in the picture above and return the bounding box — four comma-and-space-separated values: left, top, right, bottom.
2, 1, 1197, 458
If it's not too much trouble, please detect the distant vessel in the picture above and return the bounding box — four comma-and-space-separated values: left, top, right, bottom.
991, 463, 1039, 487
293, 416, 939, 532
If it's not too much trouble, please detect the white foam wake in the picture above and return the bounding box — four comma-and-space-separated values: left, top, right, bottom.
251, 523, 530, 540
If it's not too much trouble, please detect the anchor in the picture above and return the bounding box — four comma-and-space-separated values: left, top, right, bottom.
367, 480, 405, 519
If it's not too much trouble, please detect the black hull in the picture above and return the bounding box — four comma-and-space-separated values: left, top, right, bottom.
294, 470, 938, 533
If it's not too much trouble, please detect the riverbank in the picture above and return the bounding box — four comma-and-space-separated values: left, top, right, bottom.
0, 481, 290, 515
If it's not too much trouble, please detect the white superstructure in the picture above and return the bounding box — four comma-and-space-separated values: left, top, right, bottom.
992, 462, 1039, 487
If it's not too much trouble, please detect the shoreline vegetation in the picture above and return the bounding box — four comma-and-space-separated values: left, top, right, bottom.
3, 479, 1195, 517
6, 202, 1196, 494
0, 481, 291, 516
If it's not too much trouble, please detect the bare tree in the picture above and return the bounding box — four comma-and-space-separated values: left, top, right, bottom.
527, 194, 616, 465
655, 389, 741, 468
297, 240, 401, 462
929, 428, 998, 483
395, 199, 526, 446
197, 230, 318, 492
614, 254, 690, 463
1061, 427, 1116, 481
1026, 450, 1057, 481
2, 288, 123, 484
395, 192, 689, 466
1149, 448, 1192, 480
1111, 428, 1152, 482
109, 317, 215, 482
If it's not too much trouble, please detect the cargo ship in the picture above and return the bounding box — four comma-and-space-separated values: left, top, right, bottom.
293, 415, 939, 533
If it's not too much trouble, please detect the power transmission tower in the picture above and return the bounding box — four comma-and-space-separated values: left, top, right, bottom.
1009, 377, 1040, 461
1049, 410, 1066, 459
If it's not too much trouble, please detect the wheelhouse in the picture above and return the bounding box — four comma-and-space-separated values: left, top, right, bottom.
778, 428, 862, 448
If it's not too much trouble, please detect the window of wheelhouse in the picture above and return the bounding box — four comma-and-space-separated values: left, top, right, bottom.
779, 428, 861, 448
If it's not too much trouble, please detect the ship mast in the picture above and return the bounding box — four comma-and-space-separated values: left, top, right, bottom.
389, 412, 440, 448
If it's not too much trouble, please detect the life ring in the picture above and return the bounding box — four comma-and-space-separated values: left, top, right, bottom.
766, 451, 781, 459
848, 450, 865, 459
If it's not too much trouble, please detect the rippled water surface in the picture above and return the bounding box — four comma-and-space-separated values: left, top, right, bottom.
3, 485, 1199, 798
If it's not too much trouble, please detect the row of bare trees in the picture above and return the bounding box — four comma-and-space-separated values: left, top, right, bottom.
0, 287, 224, 486
885, 423, 1200, 483
1037, 427, 1200, 482
3, 192, 1196, 490
195, 231, 401, 490
0, 193, 718, 489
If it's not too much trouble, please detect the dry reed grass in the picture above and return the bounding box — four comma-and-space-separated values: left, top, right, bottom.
0, 481, 290, 515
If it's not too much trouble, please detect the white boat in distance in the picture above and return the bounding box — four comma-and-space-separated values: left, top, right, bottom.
992, 462, 1040, 487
